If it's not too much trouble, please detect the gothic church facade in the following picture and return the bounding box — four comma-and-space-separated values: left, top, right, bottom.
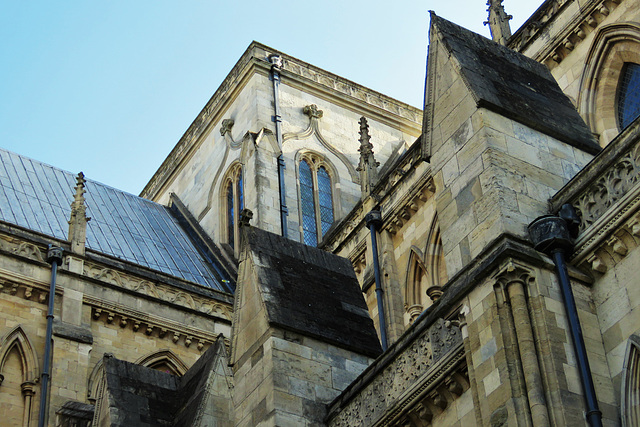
1, 0, 640, 425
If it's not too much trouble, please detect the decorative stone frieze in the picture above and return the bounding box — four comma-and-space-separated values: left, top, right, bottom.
552, 123, 640, 272
328, 318, 466, 426
83, 262, 233, 321
572, 142, 640, 234
89, 304, 218, 352
509, 0, 623, 68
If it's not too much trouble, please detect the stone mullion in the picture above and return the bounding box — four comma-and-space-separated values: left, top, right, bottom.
506, 280, 551, 427
494, 284, 533, 427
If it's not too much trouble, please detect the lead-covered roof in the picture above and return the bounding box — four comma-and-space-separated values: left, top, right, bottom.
0, 148, 228, 291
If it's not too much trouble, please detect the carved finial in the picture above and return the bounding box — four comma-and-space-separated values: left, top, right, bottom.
484, 0, 512, 45
356, 117, 379, 198
303, 104, 324, 119
68, 172, 91, 256
220, 119, 234, 136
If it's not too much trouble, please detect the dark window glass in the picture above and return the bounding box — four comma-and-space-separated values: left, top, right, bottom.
237, 170, 244, 211
618, 63, 640, 129
227, 181, 234, 248
300, 160, 317, 246
317, 167, 333, 237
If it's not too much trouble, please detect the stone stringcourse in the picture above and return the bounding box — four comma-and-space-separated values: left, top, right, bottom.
552, 121, 640, 273
327, 318, 467, 426
0, 232, 230, 351
509, 0, 623, 67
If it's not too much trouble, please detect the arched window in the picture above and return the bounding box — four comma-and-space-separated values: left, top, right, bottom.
0, 326, 38, 427
299, 155, 334, 246
617, 63, 640, 130
222, 164, 243, 252
403, 218, 447, 326
622, 335, 640, 426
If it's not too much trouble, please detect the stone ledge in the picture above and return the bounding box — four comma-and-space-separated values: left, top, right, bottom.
53, 320, 93, 344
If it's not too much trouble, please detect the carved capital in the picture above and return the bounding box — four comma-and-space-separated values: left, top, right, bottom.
493, 260, 536, 290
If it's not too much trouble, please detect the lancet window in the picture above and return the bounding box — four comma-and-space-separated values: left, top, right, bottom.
223, 163, 243, 251
299, 154, 334, 246
617, 62, 640, 130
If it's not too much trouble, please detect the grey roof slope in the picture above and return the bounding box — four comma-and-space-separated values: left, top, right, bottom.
98, 338, 232, 427
430, 13, 601, 155
244, 227, 383, 358
0, 147, 228, 291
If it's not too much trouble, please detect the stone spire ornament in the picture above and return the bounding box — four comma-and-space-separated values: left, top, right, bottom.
68, 172, 91, 256
485, 0, 512, 45
356, 117, 379, 198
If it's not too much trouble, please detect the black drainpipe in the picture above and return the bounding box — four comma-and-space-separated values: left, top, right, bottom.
38, 245, 63, 427
528, 206, 603, 427
365, 209, 388, 351
269, 54, 288, 238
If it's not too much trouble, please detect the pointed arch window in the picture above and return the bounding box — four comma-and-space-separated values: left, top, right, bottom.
299, 155, 334, 246
617, 62, 640, 130
622, 335, 640, 426
223, 164, 243, 251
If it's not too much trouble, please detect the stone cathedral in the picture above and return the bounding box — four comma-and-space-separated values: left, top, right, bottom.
1, 0, 639, 425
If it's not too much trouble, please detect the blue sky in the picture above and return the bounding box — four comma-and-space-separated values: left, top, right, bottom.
0, 1, 540, 195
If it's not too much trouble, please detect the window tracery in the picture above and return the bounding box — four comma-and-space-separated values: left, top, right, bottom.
298, 153, 335, 246
221, 163, 243, 252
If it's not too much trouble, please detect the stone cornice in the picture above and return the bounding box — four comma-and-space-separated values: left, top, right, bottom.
509, 0, 623, 68
140, 41, 422, 201
0, 226, 234, 321
86, 297, 222, 352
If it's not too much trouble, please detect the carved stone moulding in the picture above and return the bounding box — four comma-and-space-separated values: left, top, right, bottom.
383, 176, 435, 236
83, 262, 233, 321
575, 209, 640, 274
328, 318, 465, 427
90, 306, 215, 353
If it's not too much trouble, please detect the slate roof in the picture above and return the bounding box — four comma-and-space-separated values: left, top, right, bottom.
0, 147, 229, 291
244, 227, 383, 358
99, 338, 231, 427
430, 14, 601, 155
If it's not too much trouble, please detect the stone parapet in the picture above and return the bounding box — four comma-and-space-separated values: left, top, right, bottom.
551, 117, 640, 272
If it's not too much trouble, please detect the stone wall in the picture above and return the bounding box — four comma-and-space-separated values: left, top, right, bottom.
0, 228, 231, 425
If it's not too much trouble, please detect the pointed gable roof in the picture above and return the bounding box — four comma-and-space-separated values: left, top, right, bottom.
235, 227, 382, 358
423, 13, 600, 158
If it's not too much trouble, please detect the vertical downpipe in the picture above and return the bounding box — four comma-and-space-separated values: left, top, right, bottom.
38, 245, 63, 427
269, 54, 288, 238
529, 211, 603, 427
365, 209, 388, 350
